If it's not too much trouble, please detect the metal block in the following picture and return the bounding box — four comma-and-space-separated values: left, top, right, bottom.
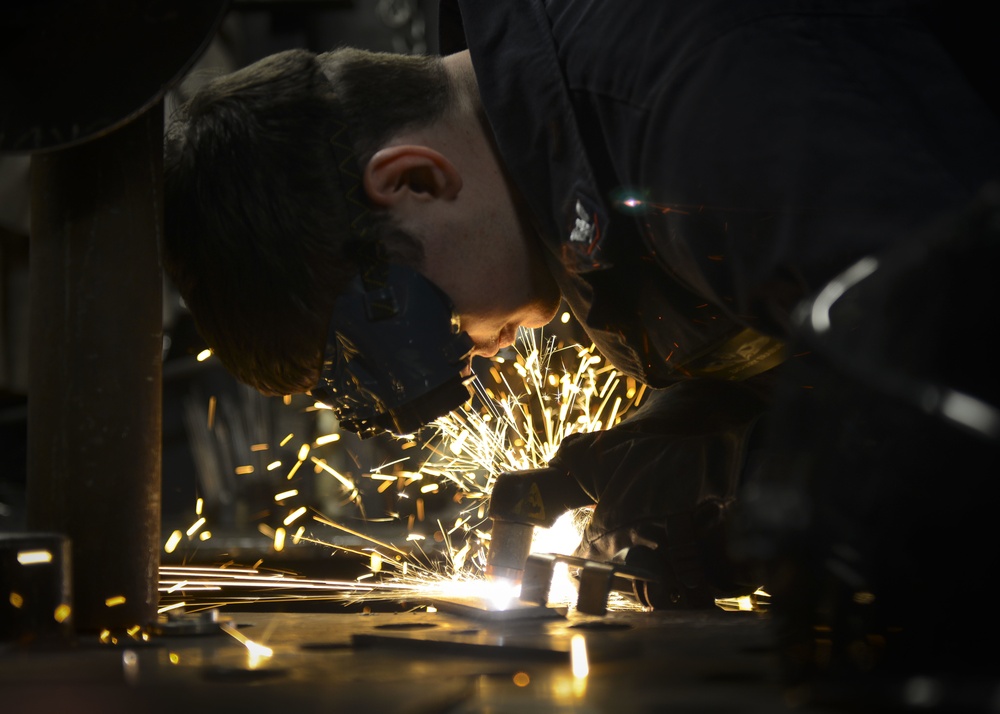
520, 552, 557, 605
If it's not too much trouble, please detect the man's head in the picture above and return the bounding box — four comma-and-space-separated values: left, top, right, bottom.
164, 46, 560, 417
164, 47, 447, 396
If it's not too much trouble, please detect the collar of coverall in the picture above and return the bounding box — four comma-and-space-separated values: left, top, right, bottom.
437, 0, 613, 276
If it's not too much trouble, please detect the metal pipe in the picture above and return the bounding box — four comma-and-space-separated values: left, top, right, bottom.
26, 103, 164, 634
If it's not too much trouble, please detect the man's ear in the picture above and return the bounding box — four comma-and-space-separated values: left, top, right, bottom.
362, 145, 462, 207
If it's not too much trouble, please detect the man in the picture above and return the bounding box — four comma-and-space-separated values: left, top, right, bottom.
164, 0, 1000, 609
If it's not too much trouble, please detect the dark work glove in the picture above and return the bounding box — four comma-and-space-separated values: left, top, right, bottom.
547, 378, 771, 608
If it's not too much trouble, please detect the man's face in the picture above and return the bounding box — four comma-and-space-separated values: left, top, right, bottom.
440, 270, 559, 360
364, 137, 562, 365
416, 213, 562, 362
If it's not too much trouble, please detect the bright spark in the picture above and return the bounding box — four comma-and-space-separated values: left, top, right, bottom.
16, 549, 53, 565
220, 621, 272, 662
160, 328, 664, 615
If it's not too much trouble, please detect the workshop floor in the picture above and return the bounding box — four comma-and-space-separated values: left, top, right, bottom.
29, 590, 989, 714
1, 606, 804, 714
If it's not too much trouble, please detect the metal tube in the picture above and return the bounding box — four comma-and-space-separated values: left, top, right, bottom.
26, 103, 164, 633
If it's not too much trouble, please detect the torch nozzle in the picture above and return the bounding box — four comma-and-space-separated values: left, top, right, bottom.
485, 519, 535, 583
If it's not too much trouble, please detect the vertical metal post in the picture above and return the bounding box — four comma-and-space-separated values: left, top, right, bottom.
26, 102, 164, 634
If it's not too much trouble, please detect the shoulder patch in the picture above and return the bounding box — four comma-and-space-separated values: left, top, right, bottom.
569, 199, 597, 245
563, 193, 611, 272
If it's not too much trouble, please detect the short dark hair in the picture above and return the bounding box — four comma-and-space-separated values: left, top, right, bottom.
163, 47, 451, 395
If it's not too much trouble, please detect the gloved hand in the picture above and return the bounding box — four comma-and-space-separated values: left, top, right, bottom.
548, 378, 771, 608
